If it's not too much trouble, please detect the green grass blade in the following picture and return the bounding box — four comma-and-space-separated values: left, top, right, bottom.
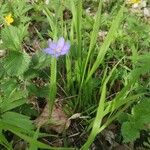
86, 5, 124, 83
43, 7, 55, 33
76, 0, 82, 57
80, 0, 103, 89
104, 93, 144, 116
0, 132, 13, 150
81, 83, 106, 150
70, 0, 82, 56
28, 128, 39, 150
66, 56, 72, 89
0, 121, 74, 150
81, 59, 120, 149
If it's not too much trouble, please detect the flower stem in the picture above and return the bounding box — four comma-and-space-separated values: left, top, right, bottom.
49, 57, 57, 116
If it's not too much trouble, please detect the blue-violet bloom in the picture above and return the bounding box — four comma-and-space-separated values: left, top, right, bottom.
43, 37, 70, 58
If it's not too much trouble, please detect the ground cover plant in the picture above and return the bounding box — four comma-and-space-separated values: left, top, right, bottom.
0, 0, 150, 149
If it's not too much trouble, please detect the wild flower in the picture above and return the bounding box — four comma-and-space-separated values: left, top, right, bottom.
132, 0, 141, 3
43, 37, 70, 58
127, 0, 141, 4
5, 13, 14, 25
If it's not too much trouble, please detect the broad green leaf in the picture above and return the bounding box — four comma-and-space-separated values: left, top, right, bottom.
0, 90, 27, 113
4, 51, 30, 76
0, 78, 18, 96
117, 112, 131, 124
1, 111, 34, 133
0, 121, 74, 150
132, 99, 150, 126
1, 25, 28, 51
28, 83, 49, 98
0, 61, 5, 78
121, 99, 150, 142
121, 122, 140, 143
31, 50, 51, 69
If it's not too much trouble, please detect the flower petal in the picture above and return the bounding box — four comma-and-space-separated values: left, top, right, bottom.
55, 53, 61, 58
43, 48, 55, 55
60, 42, 70, 55
48, 40, 57, 50
56, 37, 65, 51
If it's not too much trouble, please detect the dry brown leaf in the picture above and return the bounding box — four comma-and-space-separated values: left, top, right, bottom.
34, 102, 71, 133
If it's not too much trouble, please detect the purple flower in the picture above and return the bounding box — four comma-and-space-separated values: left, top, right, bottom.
43, 37, 70, 58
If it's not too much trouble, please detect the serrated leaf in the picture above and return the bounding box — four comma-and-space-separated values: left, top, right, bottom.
132, 99, 150, 122
117, 112, 131, 124
131, 99, 150, 129
4, 51, 30, 76
121, 122, 140, 143
0, 78, 18, 95
28, 84, 49, 98
121, 99, 150, 142
31, 50, 51, 69
18, 104, 38, 117
24, 68, 39, 80
1, 25, 28, 51
0, 61, 5, 78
